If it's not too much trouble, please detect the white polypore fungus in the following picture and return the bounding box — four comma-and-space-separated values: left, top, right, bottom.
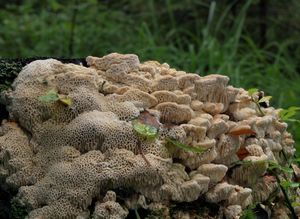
197, 164, 228, 184
93, 191, 128, 219
230, 155, 269, 187
205, 182, 236, 203
227, 186, 252, 207
155, 102, 193, 124
0, 53, 296, 218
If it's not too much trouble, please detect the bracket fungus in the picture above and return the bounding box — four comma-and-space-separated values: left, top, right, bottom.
0, 53, 298, 218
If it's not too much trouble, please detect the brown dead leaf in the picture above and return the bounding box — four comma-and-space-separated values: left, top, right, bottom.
162, 123, 176, 129
263, 175, 276, 185
229, 125, 256, 136
137, 110, 161, 129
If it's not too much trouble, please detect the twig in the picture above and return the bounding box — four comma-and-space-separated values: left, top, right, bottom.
254, 101, 265, 116
250, 95, 265, 116
137, 139, 151, 166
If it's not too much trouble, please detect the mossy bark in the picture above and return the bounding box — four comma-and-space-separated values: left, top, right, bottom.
0, 58, 87, 92
0, 60, 23, 92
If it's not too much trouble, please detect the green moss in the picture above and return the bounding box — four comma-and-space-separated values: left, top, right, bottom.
10, 198, 28, 219
145, 208, 165, 219
240, 204, 256, 219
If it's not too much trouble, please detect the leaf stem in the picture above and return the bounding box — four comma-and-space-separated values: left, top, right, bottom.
134, 208, 141, 219
271, 170, 297, 219
255, 101, 265, 116
137, 139, 151, 166
251, 96, 265, 116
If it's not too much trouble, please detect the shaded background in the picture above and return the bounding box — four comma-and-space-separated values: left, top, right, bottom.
0, 0, 299, 154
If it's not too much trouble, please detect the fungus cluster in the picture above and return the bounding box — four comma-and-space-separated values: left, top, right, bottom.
0, 53, 298, 218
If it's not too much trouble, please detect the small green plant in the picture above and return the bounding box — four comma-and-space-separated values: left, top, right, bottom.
278, 106, 300, 157
268, 161, 300, 219
234, 159, 299, 218
279, 107, 300, 123
265, 112, 300, 218
131, 110, 160, 166
38, 88, 72, 106
247, 88, 272, 116
132, 110, 207, 165
240, 204, 256, 219
266, 161, 299, 218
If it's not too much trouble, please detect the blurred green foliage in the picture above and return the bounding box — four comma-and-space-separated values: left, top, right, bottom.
0, 0, 299, 155
0, 60, 22, 92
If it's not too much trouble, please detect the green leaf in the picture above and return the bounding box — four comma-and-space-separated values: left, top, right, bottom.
289, 182, 300, 188
278, 166, 293, 173
268, 161, 293, 173
279, 106, 300, 121
292, 202, 300, 207
280, 180, 300, 190
268, 161, 281, 169
49, 0, 61, 11
291, 157, 300, 163
288, 106, 300, 111
279, 181, 289, 190
132, 120, 158, 140
58, 95, 72, 106
247, 88, 258, 96
38, 89, 59, 102
286, 119, 300, 123
166, 138, 205, 154
279, 109, 295, 120
258, 96, 272, 103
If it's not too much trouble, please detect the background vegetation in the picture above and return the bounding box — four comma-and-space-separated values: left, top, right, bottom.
0, 0, 299, 155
